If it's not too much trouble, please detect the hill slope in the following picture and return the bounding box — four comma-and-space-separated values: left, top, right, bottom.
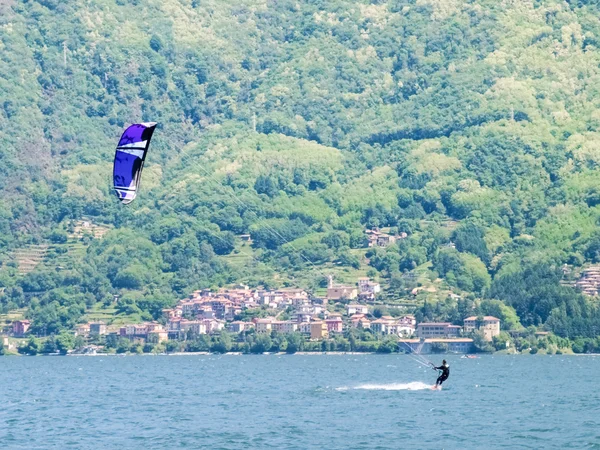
2, 0, 600, 336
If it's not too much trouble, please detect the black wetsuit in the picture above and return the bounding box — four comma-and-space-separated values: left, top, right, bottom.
435, 364, 450, 386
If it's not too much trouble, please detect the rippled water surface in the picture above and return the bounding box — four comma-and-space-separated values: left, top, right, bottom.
1, 354, 599, 449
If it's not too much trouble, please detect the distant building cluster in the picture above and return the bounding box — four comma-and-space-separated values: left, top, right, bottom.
3, 274, 502, 355
366, 228, 408, 248
576, 266, 600, 296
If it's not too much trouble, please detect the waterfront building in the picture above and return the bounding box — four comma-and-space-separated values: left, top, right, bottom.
310, 321, 328, 340
255, 318, 275, 333
12, 320, 31, 337
416, 322, 461, 339
399, 338, 474, 354
463, 316, 501, 341
89, 322, 107, 336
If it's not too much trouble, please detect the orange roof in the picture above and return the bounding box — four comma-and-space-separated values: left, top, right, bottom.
464, 316, 500, 322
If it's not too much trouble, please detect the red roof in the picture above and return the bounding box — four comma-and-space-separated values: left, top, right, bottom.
464, 316, 500, 322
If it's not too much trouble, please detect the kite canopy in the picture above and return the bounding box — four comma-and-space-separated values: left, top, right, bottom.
113, 122, 157, 204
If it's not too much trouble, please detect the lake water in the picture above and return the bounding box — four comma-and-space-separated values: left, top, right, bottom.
1, 354, 599, 449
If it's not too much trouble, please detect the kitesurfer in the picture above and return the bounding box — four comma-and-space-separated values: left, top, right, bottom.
433, 360, 450, 387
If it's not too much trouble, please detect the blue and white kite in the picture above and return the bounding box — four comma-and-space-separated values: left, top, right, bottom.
113, 122, 157, 204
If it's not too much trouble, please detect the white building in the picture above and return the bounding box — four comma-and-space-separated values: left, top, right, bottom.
463, 316, 501, 341
271, 321, 298, 334
347, 304, 369, 315
255, 318, 275, 333
358, 278, 381, 295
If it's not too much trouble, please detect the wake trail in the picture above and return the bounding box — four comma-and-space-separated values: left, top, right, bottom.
337, 382, 433, 391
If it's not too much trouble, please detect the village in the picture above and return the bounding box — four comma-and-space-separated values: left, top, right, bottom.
5, 273, 501, 355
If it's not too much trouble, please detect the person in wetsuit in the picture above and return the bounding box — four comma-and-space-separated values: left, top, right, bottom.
433, 360, 450, 387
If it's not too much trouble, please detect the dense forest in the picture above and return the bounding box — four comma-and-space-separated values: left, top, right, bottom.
2, 0, 600, 339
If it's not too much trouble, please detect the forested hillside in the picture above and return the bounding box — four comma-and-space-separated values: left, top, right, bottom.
2, 0, 600, 337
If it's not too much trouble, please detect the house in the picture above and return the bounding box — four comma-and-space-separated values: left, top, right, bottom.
370, 316, 395, 334
576, 266, 600, 296
255, 318, 275, 333
416, 322, 461, 339
398, 315, 416, 327
197, 306, 216, 320
207, 300, 234, 319
203, 319, 225, 334
358, 292, 376, 302
181, 301, 196, 315
76, 324, 91, 337
327, 285, 358, 300
294, 312, 313, 323
134, 325, 148, 336
291, 295, 311, 307
229, 321, 254, 333
147, 330, 169, 344
310, 321, 328, 340
350, 315, 371, 329
325, 316, 343, 333
162, 308, 182, 319
377, 234, 396, 247
299, 322, 312, 334
347, 304, 369, 315
119, 324, 153, 338
145, 323, 163, 333
167, 318, 182, 331
89, 322, 107, 336
242, 299, 259, 309
179, 320, 207, 335
271, 321, 298, 334
366, 229, 399, 248
13, 320, 31, 337
390, 324, 414, 337
370, 318, 391, 334
325, 312, 343, 320
463, 316, 501, 341
358, 278, 381, 295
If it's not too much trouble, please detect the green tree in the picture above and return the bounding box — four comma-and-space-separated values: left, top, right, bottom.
472, 331, 494, 353
19, 337, 41, 356
377, 336, 398, 353
143, 343, 155, 353
286, 333, 304, 354
250, 333, 272, 353
116, 338, 131, 354
166, 341, 180, 353
43, 336, 58, 354
56, 332, 75, 355
211, 333, 233, 353
74, 335, 85, 350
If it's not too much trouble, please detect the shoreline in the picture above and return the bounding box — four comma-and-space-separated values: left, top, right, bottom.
3, 350, 585, 357
59, 350, 582, 357
65, 351, 376, 357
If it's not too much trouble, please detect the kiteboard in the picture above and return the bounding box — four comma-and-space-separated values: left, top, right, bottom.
431, 385, 442, 391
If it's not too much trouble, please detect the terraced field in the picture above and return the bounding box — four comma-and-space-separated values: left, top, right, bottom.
8, 220, 112, 274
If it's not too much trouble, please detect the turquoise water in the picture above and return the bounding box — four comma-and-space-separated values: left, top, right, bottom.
1, 354, 599, 449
